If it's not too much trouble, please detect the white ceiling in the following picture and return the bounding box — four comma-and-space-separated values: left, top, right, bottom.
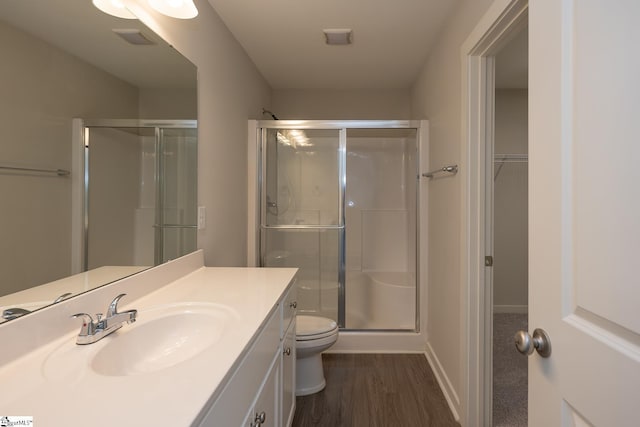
1, 0, 526, 93
207, 0, 460, 90
0, 0, 196, 89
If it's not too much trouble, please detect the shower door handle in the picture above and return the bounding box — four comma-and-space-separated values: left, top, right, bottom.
514, 328, 551, 358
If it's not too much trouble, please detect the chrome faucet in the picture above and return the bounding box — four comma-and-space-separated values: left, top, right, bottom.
71, 293, 137, 345
2, 292, 75, 321
2, 308, 31, 321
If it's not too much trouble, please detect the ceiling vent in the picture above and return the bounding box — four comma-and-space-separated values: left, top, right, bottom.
112, 29, 156, 45
323, 29, 353, 45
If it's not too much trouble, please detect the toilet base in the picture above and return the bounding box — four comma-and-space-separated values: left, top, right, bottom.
295, 351, 326, 396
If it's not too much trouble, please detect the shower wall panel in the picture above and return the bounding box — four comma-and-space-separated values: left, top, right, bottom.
345, 131, 417, 330
346, 137, 413, 273
361, 210, 408, 271
266, 134, 340, 227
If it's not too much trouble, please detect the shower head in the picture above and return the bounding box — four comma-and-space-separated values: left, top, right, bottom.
262, 108, 279, 120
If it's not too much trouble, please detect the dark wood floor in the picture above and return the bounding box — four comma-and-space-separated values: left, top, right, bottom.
292, 354, 460, 427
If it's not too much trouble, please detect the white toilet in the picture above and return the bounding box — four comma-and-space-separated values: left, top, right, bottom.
295, 315, 339, 396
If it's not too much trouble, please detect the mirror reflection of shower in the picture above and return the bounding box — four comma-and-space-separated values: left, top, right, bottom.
81, 119, 197, 270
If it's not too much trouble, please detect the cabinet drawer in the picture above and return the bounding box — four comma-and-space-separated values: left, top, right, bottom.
281, 282, 297, 338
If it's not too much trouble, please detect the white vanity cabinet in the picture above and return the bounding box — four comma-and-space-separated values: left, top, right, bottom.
198, 282, 297, 427
0, 253, 301, 427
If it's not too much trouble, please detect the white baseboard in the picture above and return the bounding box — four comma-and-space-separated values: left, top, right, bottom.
424, 342, 460, 422
493, 304, 528, 314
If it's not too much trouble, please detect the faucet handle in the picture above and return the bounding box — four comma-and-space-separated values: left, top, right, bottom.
107, 293, 127, 317
53, 292, 73, 304
72, 312, 93, 322
71, 313, 95, 336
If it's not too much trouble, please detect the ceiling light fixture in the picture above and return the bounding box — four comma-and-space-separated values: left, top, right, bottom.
148, 0, 199, 19
92, 0, 137, 19
323, 29, 353, 45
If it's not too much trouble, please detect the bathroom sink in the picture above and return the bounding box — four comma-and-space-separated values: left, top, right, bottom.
90, 303, 239, 376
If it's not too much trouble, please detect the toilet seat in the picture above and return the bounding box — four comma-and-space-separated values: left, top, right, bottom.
296, 315, 338, 341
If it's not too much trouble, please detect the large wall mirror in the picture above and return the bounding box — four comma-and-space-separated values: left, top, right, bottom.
0, 0, 198, 322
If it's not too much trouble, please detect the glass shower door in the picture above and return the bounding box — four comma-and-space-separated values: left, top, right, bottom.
261, 128, 344, 325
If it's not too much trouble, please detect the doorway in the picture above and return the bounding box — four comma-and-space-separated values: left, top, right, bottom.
491, 25, 528, 426
459, 0, 529, 425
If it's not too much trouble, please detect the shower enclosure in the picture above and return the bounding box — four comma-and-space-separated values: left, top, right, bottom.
251, 121, 421, 331
75, 119, 197, 271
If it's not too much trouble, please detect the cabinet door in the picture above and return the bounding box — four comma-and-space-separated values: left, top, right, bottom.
281, 318, 296, 427
246, 355, 280, 427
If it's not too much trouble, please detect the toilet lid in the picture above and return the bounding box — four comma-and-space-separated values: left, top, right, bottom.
296, 315, 338, 340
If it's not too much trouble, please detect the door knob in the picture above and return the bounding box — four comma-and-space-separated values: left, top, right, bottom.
514, 328, 552, 358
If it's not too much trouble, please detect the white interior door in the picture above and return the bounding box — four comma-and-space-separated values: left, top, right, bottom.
528, 0, 640, 425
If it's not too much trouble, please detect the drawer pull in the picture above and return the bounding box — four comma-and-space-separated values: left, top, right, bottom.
284, 347, 292, 356
289, 301, 297, 309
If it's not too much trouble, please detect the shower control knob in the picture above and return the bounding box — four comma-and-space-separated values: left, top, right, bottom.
515, 328, 552, 358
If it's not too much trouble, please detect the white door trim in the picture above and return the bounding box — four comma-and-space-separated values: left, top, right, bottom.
459, 0, 528, 425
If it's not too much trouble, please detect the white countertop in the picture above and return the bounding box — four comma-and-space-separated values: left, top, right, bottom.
0, 258, 297, 426
0, 266, 147, 323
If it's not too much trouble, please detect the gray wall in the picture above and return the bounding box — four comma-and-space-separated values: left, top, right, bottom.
0, 20, 139, 296
138, 88, 197, 119
410, 0, 496, 417
271, 89, 411, 120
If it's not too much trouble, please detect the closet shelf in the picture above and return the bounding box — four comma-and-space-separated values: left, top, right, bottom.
494, 154, 528, 163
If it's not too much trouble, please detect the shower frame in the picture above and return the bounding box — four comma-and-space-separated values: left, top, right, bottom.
249, 120, 424, 332
71, 118, 197, 274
